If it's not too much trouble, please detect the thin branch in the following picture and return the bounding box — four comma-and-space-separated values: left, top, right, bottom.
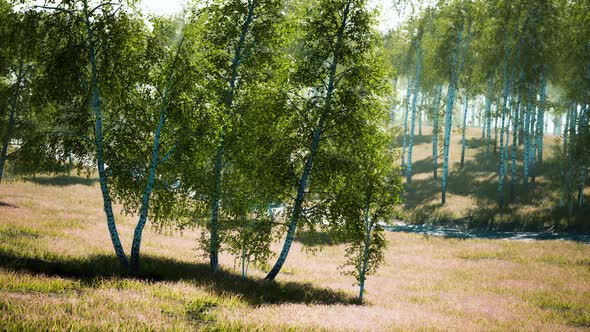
159, 145, 176, 164
89, 2, 123, 15
33, 5, 76, 15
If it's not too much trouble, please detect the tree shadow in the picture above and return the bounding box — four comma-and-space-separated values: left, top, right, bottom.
24, 175, 98, 187
0, 201, 18, 208
0, 249, 357, 306
293, 230, 351, 247
395, 134, 434, 147
465, 137, 488, 149
401, 144, 590, 232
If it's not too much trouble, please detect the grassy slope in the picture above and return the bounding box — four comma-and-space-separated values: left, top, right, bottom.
1, 176, 590, 331
402, 126, 590, 230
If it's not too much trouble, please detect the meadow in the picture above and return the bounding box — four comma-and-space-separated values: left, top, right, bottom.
1, 172, 589, 331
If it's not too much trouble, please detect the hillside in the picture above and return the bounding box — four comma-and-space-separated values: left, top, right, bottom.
399, 126, 589, 231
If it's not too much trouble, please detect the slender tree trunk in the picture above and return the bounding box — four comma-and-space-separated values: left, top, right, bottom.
209, 1, 256, 272
497, 30, 511, 209
577, 104, 588, 207
418, 96, 423, 136
537, 77, 546, 164
432, 85, 442, 179
497, 101, 507, 209
567, 105, 578, 219
358, 196, 372, 304
529, 104, 538, 184
390, 77, 398, 127
510, 93, 521, 203
493, 113, 498, 154
579, 169, 588, 207
266, 0, 352, 280
83, 0, 128, 268
441, 23, 464, 205
485, 78, 493, 159
129, 38, 184, 272
0, 59, 24, 184
407, 43, 423, 184
460, 95, 468, 169
401, 71, 412, 171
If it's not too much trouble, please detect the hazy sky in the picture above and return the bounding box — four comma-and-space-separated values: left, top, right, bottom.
140, 0, 405, 32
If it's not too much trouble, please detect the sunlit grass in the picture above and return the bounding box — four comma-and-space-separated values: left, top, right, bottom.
1, 175, 589, 330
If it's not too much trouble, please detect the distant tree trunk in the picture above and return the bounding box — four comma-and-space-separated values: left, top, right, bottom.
564, 105, 571, 152
390, 77, 398, 126
406, 43, 423, 184
537, 78, 546, 164
529, 104, 538, 184
497, 30, 511, 209
0, 59, 24, 184
567, 105, 578, 218
479, 110, 486, 139
441, 23, 464, 205
504, 101, 512, 178
401, 72, 412, 171
510, 93, 521, 203
460, 95, 468, 169
418, 96, 423, 136
523, 89, 534, 192
82, 0, 128, 268
577, 104, 588, 207
493, 113, 498, 154
484, 78, 493, 159
432, 85, 442, 179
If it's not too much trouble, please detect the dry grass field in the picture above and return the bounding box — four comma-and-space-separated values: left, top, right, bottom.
1, 174, 589, 331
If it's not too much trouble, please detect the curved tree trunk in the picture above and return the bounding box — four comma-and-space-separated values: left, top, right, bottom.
265, 0, 352, 280
82, 0, 128, 268
130, 38, 184, 272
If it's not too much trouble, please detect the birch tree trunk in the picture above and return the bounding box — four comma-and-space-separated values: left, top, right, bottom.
460, 95, 468, 169
82, 0, 128, 268
265, 0, 352, 280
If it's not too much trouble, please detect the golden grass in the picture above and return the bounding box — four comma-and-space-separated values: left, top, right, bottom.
1, 176, 589, 331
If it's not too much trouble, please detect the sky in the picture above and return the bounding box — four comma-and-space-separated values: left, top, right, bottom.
140, 0, 406, 32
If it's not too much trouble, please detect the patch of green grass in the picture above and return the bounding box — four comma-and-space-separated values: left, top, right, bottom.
185, 297, 219, 322
527, 290, 590, 327
0, 226, 43, 239
0, 270, 80, 294
456, 249, 512, 260
538, 255, 590, 267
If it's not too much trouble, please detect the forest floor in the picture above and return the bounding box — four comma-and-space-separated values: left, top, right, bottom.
1, 176, 590, 331
401, 126, 590, 231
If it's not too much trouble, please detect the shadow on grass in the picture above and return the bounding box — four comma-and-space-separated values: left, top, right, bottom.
0, 201, 18, 208
402, 146, 590, 232
0, 250, 357, 306
294, 230, 350, 247
24, 175, 98, 187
